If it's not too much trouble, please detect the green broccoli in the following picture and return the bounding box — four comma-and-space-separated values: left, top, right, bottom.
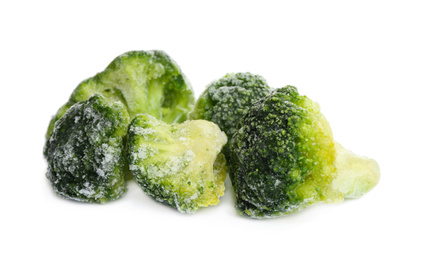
188, 72, 271, 157
46, 50, 194, 138
127, 114, 228, 213
44, 94, 130, 203
229, 86, 380, 218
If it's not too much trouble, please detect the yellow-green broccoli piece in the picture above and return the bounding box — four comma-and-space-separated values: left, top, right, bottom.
127, 114, 227, 213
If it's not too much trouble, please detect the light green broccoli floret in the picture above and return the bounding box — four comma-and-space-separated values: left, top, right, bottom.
127, 114, 228, 213
44, 94, 130, 203
229, 86, 380, 218
46, 50, 194, 138
188, 72, 271, 157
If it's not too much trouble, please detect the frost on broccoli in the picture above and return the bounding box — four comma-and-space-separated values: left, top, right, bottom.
188, 72, 271, 157
127, 114, 227, 213
229, 86, 380, 218
44, 94, 130, 203
46, 50, 194, 138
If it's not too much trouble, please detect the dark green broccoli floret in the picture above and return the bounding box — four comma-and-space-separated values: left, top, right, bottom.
46, 50, 194, 138
127, 114, 227, 213
44, 94, 130, 203
230, 86, 340, 218
188, 72, 271, 157
230, 86, 380, 218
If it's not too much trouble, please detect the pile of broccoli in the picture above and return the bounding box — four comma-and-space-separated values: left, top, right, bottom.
44, 50, 380, 218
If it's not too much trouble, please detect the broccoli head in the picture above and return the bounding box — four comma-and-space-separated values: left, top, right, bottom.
188, 72, 271, 157
127, 114, 227, 213
44, 94, 130, 203
229, 86, 380, 218
46, 50, 194, 138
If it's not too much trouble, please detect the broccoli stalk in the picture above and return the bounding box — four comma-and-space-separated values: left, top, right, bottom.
127, 114, 228, 213
333, 142, 380, 199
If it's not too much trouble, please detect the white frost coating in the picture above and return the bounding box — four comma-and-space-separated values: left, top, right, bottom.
136, 146, 151, 160
274, 179, 281, 188
46, 95, 128, 203
189, 193, 199, 200
88, 142, 121, 182
147, 164, 160, 177
129, 145, 157, 173
152, 150, 194, 177
183, 150, 195, 162
79, 182, 96, 197
178, 137, 188, 142
130, 125, 156, 136
151, 63, 165, 79
129, 164, 138, 171
128, 117, 228, 213
96, 168, 105, 177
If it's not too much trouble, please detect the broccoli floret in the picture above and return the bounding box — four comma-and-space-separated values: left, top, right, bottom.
44, 94, 130, 203
46, 50, 194, 138
188, 72, 271, 157
127, 114, 227, 213
229, 86, 380, 218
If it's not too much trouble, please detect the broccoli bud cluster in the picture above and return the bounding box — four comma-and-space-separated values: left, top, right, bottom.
127, 114, 227, 213
189, 72, 271, 158
46, 50, 194, 138
230, 86, 341, 218
44, 50, 380, 218
44, 94, 129, 203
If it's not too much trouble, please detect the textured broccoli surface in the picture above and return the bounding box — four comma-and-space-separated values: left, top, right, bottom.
46, 50, 194, 138
188, 72, 271, 157
230, 86, 341, 218
229, 85, 380, 218
44, 94, 130, 203
127, 114, 227, 213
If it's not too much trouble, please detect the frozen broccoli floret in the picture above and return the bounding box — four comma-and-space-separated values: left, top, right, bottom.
46, 50, 194, 138
44, 94, 130, 203
127, 114, 227, 213
229, 86, 380, 218
188, 72, 271, 157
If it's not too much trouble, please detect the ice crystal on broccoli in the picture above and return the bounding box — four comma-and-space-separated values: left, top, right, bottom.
189, 72, 271, 157
44, 94, 130, 203
127, 114, 227, 213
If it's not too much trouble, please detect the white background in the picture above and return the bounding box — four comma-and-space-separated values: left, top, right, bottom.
1, 1, 425, 259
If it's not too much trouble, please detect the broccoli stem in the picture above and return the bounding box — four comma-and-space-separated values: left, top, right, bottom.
147, 79, 165, 119
333, 142, 380, 199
